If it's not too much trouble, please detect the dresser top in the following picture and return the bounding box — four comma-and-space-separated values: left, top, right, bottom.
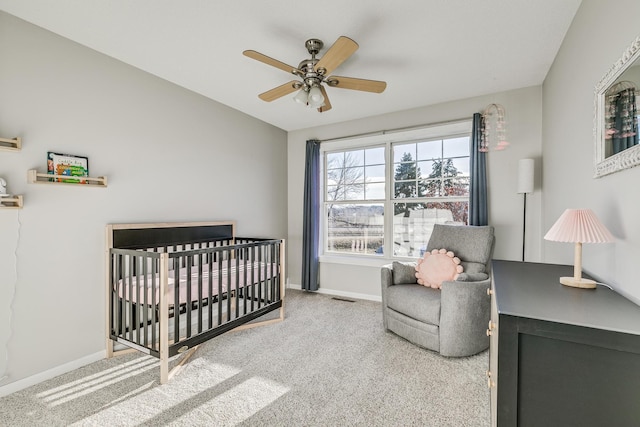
492, 260, 640, 336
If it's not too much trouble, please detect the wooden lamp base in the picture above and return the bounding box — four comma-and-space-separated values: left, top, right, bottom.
558, 242, 597, 289
560, 277, 597, 289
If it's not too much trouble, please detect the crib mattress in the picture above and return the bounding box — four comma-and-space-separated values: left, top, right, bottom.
117, 261, 277, 306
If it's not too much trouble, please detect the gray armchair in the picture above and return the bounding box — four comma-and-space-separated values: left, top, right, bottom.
381, 224, 494, 357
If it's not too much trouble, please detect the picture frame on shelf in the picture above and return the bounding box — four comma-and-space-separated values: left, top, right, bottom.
47, 152, 89, 184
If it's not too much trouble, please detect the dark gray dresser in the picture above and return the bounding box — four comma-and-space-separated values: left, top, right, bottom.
489, 260, 640, 427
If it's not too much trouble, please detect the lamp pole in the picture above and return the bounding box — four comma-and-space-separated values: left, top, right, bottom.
517, 159, 534, 262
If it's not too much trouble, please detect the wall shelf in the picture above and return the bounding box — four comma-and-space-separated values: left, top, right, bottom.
0, 195, 23, 209
28, 170, 108, 187
0, 137, 22, 152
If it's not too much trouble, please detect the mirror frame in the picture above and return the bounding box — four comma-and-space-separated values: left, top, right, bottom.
594, 34, 640, 178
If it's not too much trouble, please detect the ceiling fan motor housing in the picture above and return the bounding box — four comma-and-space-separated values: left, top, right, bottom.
304, 39, 324, 55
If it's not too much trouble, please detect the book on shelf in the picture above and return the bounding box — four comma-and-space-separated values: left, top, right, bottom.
47, 152, 89, 184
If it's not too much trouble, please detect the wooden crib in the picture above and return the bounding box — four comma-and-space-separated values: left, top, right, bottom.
105, 221, 285, 383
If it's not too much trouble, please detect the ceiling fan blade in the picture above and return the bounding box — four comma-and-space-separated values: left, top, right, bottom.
326, 76, 387, 93
258, 81, 301, 102
318, 86, 332, 112
243, 50, 300, 75
314, 36, 358, 76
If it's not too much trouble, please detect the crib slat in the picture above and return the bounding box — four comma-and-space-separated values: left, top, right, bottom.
217, 252, 223, 326
128, 255, 134, 342
174, 262, 180, 345
243, 247, 248, 315
235, 254, 240, 319
227, 251, 232, 322
115, 254, 122, 337
197, 253, 203, 334
151, 258, 157, 352
186, 255, 192, 339
142, 255, 148, 347
136, 255, 143, 345
250, 245, 256, 312
208, 252, 213, 330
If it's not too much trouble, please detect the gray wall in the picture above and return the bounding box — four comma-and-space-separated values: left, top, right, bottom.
543, 0, 640, 304
288, 86, 543, 298
0, 12, 287, 391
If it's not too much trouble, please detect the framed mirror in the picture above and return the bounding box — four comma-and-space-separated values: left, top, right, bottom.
594, 35, 640, 178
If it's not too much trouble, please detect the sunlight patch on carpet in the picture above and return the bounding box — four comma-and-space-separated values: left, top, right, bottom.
37, 357, 158, 406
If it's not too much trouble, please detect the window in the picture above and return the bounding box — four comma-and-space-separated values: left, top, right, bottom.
325, 147, 385, 255
322, 121, 471, 259
392, 137, 470, 257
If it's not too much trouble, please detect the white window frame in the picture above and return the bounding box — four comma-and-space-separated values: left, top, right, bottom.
319, 120, 472, 266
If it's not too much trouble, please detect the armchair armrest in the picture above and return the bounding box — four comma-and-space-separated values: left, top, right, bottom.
381, 264, 393, 290
438, 278, 491, 357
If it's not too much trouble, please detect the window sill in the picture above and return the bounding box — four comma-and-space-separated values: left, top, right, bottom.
319, 254, 416, 268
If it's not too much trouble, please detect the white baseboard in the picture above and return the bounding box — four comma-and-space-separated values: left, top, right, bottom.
287, 283, 382, 302
0, 350, 105, 398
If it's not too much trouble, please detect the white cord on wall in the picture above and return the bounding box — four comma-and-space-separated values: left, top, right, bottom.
1, 210, 20, 386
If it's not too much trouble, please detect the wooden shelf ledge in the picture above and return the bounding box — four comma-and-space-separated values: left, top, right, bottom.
0, 195, 23, 209
28, 170, 108, 187
0, 137, 22, 152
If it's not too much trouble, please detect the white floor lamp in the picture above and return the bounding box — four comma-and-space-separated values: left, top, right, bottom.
517, 159, 534, 262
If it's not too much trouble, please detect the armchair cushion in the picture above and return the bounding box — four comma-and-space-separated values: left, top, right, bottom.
385, 284, 441, 326
392, 261, 418, 284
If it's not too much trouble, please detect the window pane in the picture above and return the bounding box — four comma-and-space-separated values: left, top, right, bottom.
343, 183, 365, 200
345, 150, 365, 167
393, 160, 417, 181
394, 181, 416, 199
392, 201, 468, 257
326, 152, 343, 169
365, 164, 385, 183
393, 143, 415, 163
443, 177, 470, 197
365, 183, 385, 200
443, 137, 470, 158
326, 185, 339, 201
422, 179, 441, 197
365, 147, 385, 165
417, 160, 434, 178
345, 167, 365, 184
417, 140, 441, 160
451, 157, 470, 176
327, 204, 384, 255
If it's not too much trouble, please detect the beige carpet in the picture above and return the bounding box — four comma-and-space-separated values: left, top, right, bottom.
0, 289, 490, 426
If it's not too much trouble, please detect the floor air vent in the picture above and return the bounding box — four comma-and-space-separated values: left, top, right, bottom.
332, 297, 356, 303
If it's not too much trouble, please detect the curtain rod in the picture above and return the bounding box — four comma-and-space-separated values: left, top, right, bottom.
318, 117, 472, 143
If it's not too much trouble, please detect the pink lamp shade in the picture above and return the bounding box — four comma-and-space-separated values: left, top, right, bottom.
544, 209, 614, 243
544, 209, 614, 289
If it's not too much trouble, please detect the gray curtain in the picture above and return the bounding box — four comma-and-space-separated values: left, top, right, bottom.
469, 113, 488, 226
301, 139, 321, 291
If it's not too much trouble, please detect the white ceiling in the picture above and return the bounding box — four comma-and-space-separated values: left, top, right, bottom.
0, 0, 582, 132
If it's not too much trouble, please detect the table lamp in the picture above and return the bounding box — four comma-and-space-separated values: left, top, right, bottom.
544, 209, 614, 289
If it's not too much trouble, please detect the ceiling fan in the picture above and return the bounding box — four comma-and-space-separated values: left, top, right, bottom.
243, 36, 387, 112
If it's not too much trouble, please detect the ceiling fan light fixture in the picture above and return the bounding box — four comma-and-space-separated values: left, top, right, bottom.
307, 85, 325, 108
293, 88, 309, 105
